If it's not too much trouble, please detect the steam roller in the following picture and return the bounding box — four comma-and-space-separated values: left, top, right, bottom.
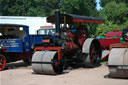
31, 9, 105, 75
32, 51, 63, 74
108, 27, 128, 78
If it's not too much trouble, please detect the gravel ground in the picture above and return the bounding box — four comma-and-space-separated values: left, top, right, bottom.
0, 61, 128, 85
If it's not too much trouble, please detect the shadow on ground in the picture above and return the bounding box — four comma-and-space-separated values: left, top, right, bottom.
3, 61, 31, 71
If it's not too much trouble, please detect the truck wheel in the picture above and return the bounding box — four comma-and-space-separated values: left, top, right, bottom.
23, 58, 31, 65
82, 38, 102, 67
0, 54, 6, 71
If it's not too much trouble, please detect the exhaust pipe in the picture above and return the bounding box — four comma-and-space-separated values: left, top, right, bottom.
55, 9, 61, 38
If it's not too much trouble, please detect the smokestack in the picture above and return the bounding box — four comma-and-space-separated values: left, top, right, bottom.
55, 9, 61, 38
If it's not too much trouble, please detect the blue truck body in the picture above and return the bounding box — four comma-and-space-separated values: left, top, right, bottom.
0, 24, 56, 70
0, 25, 45, 53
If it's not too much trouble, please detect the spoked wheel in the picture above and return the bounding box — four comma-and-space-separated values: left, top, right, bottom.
32, 51, 63, 75
0, 54, 6, 71
82, 38, 102, 67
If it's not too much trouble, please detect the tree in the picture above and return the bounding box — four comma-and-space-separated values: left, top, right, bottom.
61, 0, 97, 16
100, 1, 128, 24
0, 0, 98, 16
0, 0, 44, 16
38, 0, 98, 17
101, 0, 128, 7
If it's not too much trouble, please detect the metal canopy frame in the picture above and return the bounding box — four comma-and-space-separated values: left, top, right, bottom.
47, 14, 105, 24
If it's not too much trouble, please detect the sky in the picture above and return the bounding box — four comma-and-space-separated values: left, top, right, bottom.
96, 0, 102, 10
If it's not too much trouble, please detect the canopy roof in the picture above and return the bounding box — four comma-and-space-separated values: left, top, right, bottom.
47, 14, 105, 24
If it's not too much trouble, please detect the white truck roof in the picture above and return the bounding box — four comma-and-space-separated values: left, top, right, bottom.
0, 16, 55, 34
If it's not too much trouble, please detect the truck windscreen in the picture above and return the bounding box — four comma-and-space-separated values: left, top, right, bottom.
0, 27, 26, 39
37, 28, 55, 35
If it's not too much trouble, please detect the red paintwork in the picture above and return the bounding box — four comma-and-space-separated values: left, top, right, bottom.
0, 55, 6, 71
73, 19, 105, 24
66, 30, 75, 40
13, 52, 32, 61
77, 26, 88, 46
98, 38, 120, 49
109, 42, 128, 50
42, 39, 50, 43
124, 38, 128, 41
106, 31, 122, 39
34, 47, 62, 60
0, 49, 7, 53
65, 25, 88, 53
101, 53, 109, 60
40, 26, 53, 28
64, 42, 78, 54
99, 30, 123, 49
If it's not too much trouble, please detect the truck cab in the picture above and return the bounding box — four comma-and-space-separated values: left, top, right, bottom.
0, 24, 30, 53
0, 24, 33, 70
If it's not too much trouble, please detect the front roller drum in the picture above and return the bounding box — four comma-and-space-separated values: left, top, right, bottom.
32, 51, 63, 75
0, 54, 6, 71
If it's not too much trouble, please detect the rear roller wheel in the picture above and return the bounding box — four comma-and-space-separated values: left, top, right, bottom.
0, 54, 6, 71
32, 51, 63, 74
82, 38, 102, 67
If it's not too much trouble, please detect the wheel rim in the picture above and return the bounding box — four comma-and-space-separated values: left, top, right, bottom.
89, 42, 101, 65
0, 55, 6, 70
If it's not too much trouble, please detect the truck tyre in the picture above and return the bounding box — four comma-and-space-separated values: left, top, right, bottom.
0, 54, 6, 71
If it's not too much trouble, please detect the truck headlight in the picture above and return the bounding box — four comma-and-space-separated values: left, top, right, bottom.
0, 44, 3, 49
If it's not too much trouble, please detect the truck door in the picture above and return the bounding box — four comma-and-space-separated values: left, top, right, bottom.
23, 26, 31, 52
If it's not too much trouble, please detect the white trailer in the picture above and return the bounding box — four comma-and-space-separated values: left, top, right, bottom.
0, 16, 55, 35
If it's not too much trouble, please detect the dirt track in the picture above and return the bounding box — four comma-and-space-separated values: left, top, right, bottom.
0, 61, 128, 85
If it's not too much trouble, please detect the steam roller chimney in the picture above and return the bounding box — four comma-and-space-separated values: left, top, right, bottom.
55, 9, 61, 38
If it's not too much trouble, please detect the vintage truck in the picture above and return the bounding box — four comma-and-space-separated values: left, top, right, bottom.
0, 24, 55, 70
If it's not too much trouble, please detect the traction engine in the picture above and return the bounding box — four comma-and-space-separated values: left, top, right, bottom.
32, 10, 105, 74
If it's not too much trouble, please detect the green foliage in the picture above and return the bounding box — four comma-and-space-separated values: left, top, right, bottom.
0, 0, 98, 17
100, 1, 128, 24
61, 0, 97, 16
0, 0, 44, 16
101, 0, 128, 7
